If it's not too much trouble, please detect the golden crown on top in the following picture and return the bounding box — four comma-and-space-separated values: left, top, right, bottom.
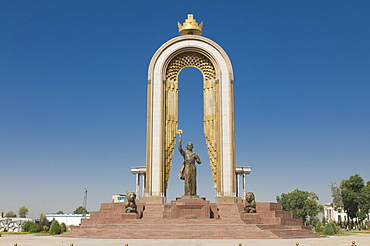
178, 14, 203, 36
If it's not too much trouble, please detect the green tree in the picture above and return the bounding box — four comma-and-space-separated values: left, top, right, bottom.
39, 213, 49, 227
330, 221, 338, 234
340, 174, 364, 225
49, 220, 61, 235
5, 211, 16, 218
60, 222, 67, 233
315, 221, 324, 233
22, 221, 34, 232
276, 189, 324, 225
56, 210, 64, 214
321, 216, 327, 225
323, 222, 336, 235
73, 206, 89, 215
358, 181, 370, 222
29, 223, 41, 233
18, 205, 29, 218
338, 215, 343, 228
307, 216, 319, 227
329, 182, 344, 212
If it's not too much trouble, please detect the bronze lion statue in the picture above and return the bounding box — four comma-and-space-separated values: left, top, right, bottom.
125, 192, 137, 213
244, 192, 256, 213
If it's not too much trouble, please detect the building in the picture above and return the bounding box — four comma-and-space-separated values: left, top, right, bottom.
324, 203, 348, 223
46, 214, 90, 226
112, 194, 126, 203
324, 203, 370, 223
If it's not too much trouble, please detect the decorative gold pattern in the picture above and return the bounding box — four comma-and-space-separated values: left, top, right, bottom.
163, 52, 218, 189
178, 14, 203, 36
166, 52, 215, 81
164, 79, 178, 189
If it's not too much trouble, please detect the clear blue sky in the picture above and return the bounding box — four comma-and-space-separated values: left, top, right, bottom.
1, 1, 369, 219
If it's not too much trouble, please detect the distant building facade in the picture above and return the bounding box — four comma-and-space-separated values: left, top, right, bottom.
324, 203, 348, 222
112, 194, 126, 203
46, 214, 90, 226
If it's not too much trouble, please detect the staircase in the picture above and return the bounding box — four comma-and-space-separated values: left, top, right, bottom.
62, 199, 321, 239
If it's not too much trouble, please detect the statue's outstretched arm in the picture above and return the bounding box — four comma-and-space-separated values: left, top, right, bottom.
178, 136, 184, 154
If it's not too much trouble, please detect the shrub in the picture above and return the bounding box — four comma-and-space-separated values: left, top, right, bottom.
43, 225, 49, 232
60, 222, 66, 234
29, 224, 41, 233
329, 222, 338, 234
49, 220, 61, 235
315, 221, 324, 233
22, 221, 34, 232
323, 222, 335, 235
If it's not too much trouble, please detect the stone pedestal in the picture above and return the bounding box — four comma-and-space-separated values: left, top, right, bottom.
137, 196, 164, 204
170, 197, 210, 219
121, 213, 140, 219
216, 196, 240, 204
240, 213, 262, 224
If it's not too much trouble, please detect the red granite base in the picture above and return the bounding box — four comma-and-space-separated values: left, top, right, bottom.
170, 197, 210, 219
63, 199, 320, 239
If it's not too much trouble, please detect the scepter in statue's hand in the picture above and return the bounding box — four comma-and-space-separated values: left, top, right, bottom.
177, 129, 183, 139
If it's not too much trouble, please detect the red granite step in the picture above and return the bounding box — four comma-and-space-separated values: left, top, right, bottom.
61, 200, 320, 239
64, 223, 279, 239
64, 219, 319, 239
141, 204, 165, 219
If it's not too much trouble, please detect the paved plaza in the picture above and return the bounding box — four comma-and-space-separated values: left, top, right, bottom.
1, 234, 369, 246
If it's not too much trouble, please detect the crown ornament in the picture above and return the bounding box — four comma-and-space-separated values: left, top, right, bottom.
178, 14, 203, 36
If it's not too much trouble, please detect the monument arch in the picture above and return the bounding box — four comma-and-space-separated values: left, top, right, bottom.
64, 15, 319, 240
144, 15, 236, 203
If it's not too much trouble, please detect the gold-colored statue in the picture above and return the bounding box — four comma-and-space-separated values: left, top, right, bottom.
244, 192, 257, 213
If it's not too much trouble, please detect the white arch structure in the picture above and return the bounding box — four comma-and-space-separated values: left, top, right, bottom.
144, 35, 236, 203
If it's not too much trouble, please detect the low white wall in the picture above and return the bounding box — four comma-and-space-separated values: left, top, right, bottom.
46, 214, 90, 226
0, 218, 31, 232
